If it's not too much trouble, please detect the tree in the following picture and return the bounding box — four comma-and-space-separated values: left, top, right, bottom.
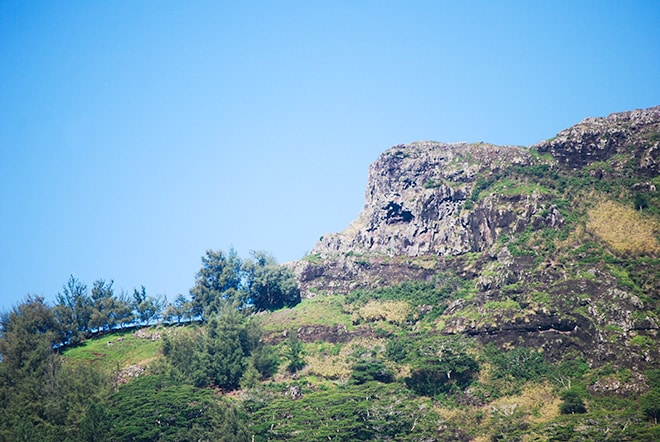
133, 286, 163, 325
190, 249, 244, 319
163, 306, 253, 390
0, 296, 60, 438
54, 275, 93, 345
106, 375, 249, 441
203, 308, 250, 389
403, 336, 479, 397
640, 389, 660, 424
163, 294, 192, 325
244, 251, 301, 311
89, 279, 115, 332
559, 388, 587, 414
284, 331, 305, 373
78, 403, 110, 442
111, 291, 134, 329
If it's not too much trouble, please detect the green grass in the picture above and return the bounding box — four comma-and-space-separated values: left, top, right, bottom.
62, 327, 163, 371
261, 295, 353, 332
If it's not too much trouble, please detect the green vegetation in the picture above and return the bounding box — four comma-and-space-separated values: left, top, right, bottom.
2, 119, 660, 440
63, 328, 161, 370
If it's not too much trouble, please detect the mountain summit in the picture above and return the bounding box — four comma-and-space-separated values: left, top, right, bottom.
295, 106, 659, 373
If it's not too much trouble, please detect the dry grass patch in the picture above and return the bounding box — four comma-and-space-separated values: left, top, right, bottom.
357, 300, 412, 324
587, 200, 660, 256
486, 382, 560, 424
303, 337, 388, 381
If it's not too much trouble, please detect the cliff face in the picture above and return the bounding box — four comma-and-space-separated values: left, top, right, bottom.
312, 142, 559, 258
293, 106, 660, 372
535, 106, 660, 175
311, 106, 659, 262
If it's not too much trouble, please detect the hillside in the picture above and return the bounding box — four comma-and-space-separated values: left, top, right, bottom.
2, 106, 659, 441
295, 106, 660, 371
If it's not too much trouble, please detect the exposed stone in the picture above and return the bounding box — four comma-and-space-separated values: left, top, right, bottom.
291, 106, 660, 370
534, 106, 660, 175
310, 142, 543, 260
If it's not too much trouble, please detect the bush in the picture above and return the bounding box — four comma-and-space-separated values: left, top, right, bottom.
351, 359, 395, 385
640, 389, 660, 424
559, 388, 587, 414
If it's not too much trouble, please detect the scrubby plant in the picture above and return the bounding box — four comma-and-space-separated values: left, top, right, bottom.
284, 331, 305, 373
559, 388, 587, 414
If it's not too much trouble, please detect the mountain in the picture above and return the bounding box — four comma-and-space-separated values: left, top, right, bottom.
4, 106, 659, 441
295, 105, 659, 376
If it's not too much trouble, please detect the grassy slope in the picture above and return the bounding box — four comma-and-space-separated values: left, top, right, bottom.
62, 327, 162, 373
61, 145, 660, 440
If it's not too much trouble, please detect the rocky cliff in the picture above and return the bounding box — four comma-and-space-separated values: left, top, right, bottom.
293, 106, 660, 373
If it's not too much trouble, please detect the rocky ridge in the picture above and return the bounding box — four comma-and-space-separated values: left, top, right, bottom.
292, 106, 660, 374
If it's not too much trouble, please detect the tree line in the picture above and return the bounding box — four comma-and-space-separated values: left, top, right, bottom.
0, 248, 300, 441
1, 249, 300, 349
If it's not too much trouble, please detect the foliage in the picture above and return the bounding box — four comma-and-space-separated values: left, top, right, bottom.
190, 248, 244, 318
249, 382, 441, 441
244, 251, 301, 311
163, 308, 257, 390
162, 293, 193, 324
284, 331, 306, 373
347, 274, 467, 321
640, 388, 660, 424
250, 344, 280, 379
386, 335, 479, 396
190, 249, 301, 319
78, 403, 111, 442
0, 296, 111, 440
203, 309, 251, 389
133, 286, 164, 325
54, 275, 93, 345
106, 375, 249, 441
559, 388, 587, 414
485, 345, 550, 392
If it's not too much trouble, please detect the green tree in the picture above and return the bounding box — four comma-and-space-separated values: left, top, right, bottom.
112, 291, 135, 329
133, 286, 163, 325
78, 403, 110, 442
41, 362, 110, 440
559, 388, 587, 414
54, 275, 92, 345
163, 294, 192, 325
89, 279, 115, 332
284, 331, 305, 373
0, 296, 59, 439
640, 389, 660, 424
351, 358, 395, 385
190, 249, 244, 319
250, 344, 280, 379
162, 326, 207, 386
403, 336, 479, 396
244, 251, 300, 311
204, 308, 250, 389
107, 375, 249, 441
163, 306, 253, 390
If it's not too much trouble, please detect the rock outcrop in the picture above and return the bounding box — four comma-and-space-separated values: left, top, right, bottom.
311, 142, 558, 259
292, 106, 660, 370
534, 106, 660, 175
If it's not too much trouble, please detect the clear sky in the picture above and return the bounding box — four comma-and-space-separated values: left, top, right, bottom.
1, 1, 659, 312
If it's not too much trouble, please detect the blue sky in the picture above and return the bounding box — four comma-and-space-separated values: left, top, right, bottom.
1, 1, 658, 312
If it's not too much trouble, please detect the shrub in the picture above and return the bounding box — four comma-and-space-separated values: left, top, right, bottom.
559, 388, 587, 414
